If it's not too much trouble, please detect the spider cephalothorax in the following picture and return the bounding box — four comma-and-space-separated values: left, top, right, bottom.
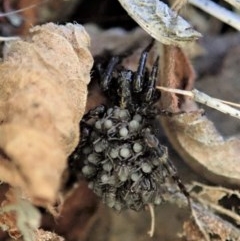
68, 42, 189, 211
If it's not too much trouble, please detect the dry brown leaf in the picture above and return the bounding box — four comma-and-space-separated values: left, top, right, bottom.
190, 182, 240, 204
35, 229, 65, 241
158, 44, 240, 186
0, 188, 41, 241
41, 181, 109, 241
0, 22, 93, 206
183, 203, 240, 241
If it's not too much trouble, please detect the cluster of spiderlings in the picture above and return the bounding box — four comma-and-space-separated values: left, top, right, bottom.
69, 105, 170, 211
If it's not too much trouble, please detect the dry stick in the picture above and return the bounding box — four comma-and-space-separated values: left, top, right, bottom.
191, 205, 211, 241
188, 0, 240, 30
157, 87, 240, 120
147, 204, 155, 237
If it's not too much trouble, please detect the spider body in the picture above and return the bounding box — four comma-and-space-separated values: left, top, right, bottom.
68, 42, 189, 211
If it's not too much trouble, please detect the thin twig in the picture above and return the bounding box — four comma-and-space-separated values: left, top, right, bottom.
191, 205, 211, 241
147, 204, 155, 237
188, 0, 240, 30
157, 86, 240, 120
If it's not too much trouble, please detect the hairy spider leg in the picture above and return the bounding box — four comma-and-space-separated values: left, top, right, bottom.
100, 56, 119, 91
145, 56, 159, 103
133, 39, 155, 92
117, 70, 133, 109
143, 128, 191, 206
83, 105, 106, 121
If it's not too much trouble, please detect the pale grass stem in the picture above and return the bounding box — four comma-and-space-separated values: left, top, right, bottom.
157, 86, 240, 120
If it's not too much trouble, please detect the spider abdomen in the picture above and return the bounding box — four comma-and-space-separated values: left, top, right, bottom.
71, 105, 169, 211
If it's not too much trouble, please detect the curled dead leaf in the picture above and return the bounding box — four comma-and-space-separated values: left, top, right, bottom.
183, 203, 240, 241
158, 44, 240, 187
0, 23, 93, 206
0, 188, 41, 241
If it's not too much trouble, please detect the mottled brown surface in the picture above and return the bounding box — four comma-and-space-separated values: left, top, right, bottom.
0, 23, 93, 206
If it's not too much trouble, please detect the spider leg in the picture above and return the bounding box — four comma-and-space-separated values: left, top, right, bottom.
133, 39, 155, 92
100, 56, 119, 91
82, 105, 106, 121
118, 70, 133, 109
161, 159, 190, 200
143, 128, 191, 205
145, 57, 159, 103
